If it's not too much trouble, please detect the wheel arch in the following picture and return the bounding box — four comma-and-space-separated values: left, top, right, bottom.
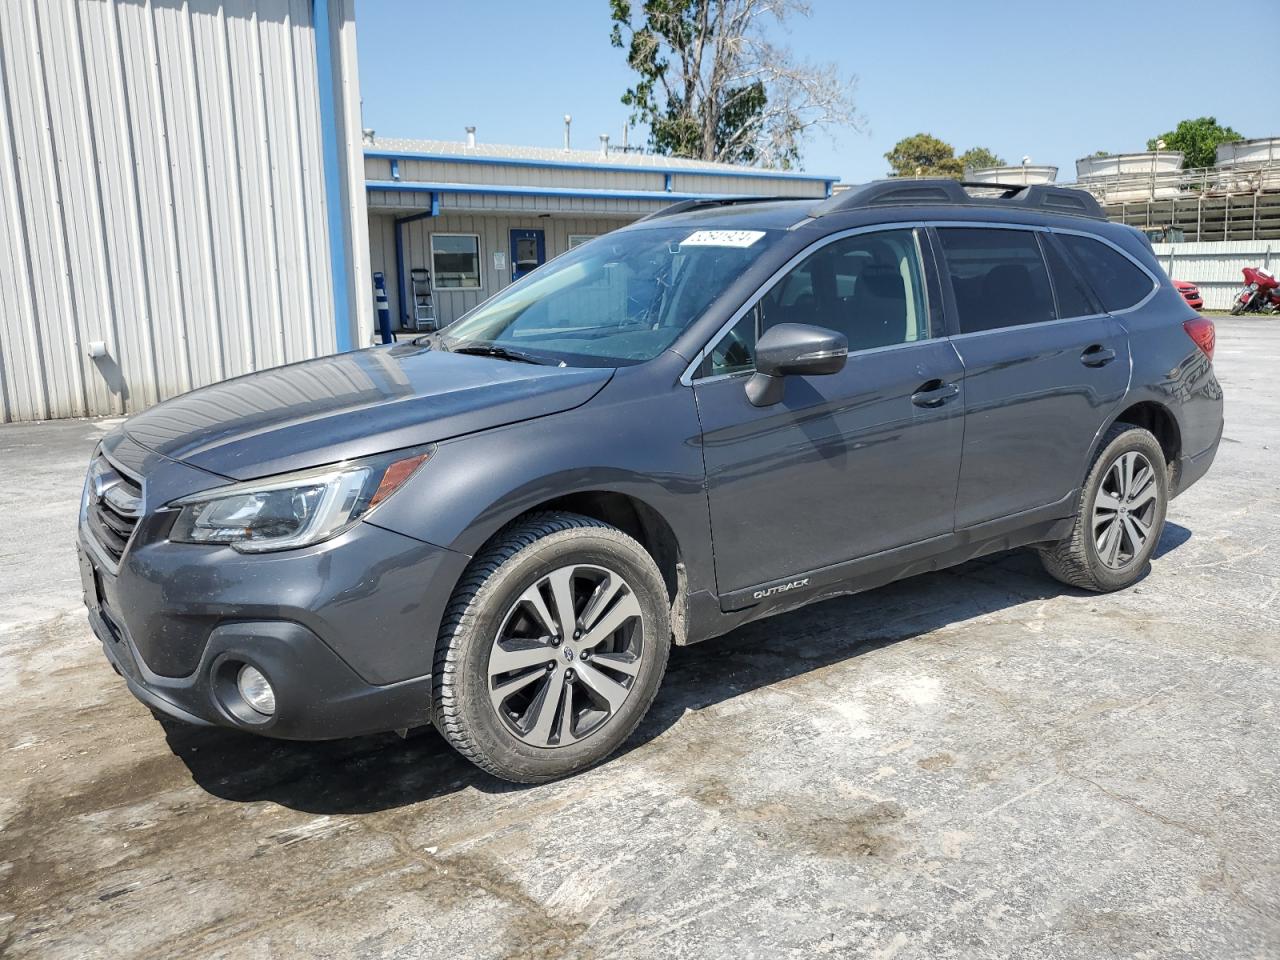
1084, 398, 1183, 496
429, 485, 692, 655
530, 491, 684, 603
1107, 400, 1182, 465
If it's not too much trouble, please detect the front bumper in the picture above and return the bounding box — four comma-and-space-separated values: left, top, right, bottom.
80, 518, 470, 740
89, 599, 435, 738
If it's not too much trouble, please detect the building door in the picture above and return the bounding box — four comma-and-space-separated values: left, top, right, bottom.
510, 229, 546, 282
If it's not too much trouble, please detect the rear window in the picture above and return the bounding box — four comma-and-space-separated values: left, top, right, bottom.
1057, 234, 1154, 313
936, 228, 1057, 333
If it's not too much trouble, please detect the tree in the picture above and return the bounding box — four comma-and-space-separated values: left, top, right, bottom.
1147, 117, 1244, 169
884, 133, 963, 179
959, 146, 1005, 172
609, 0, 860, 167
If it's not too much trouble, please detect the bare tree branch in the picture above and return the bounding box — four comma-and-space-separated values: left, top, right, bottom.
610, 0, 862, 167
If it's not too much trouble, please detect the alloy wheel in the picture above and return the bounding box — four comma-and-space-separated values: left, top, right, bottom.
1092, 450, 1159, 570
487, 563, 644, 748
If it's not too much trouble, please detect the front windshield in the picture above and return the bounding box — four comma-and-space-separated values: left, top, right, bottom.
440, 226, 780, 366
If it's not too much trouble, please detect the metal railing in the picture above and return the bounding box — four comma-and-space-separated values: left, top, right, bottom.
1060, 161, 1280, 203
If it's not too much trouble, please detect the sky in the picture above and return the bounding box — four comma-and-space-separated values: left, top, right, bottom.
355, 0, 1280, 185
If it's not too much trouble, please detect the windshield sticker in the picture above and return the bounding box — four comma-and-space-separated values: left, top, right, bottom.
680, 230, 766, 248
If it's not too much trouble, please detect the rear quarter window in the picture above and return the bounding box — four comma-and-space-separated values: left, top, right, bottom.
1057, 234, 1155, 313
1041, 235, 1100, 319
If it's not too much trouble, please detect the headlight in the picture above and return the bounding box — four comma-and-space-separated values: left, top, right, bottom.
169, 446, 432, 553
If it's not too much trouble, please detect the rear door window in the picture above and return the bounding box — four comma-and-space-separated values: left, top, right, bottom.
1041, 235, 1100, 319
1056, 234, 1155, 313
936, 228, 1057, 333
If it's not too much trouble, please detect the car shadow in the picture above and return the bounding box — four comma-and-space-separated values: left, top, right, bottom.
167, 525, 1193, 814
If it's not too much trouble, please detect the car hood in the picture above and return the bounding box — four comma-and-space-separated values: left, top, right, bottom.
117, 343, 614, 480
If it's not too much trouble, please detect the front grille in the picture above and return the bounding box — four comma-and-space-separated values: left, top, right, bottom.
83, 454, 143, 568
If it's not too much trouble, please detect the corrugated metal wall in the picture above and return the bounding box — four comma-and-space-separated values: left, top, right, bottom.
0, 0, 362, 423
368, 212, 636, 327
1152, 240, 1280, 310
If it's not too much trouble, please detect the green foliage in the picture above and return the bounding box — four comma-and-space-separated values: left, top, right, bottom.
609, 0, 856, 166
1147, 117, 1244, 169
885, 133, 964, 179
959, 146, 1005, 172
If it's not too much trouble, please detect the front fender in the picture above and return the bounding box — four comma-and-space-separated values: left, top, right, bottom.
365, 365, 716, 597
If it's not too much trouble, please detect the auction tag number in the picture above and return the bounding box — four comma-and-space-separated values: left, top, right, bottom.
681, 230, 766, 248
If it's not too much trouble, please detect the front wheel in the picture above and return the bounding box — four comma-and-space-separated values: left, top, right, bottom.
1037, 423, 1168, 592
433, 512, 671, 783
1229, 293, 1250, 315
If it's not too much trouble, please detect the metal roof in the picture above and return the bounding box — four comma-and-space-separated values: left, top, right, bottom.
365, 136, 838, 183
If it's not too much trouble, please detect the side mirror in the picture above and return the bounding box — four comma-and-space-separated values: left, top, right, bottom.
746, 323, 848, 407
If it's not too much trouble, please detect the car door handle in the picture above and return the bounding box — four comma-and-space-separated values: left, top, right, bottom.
911, 380, 960, 408
1081, 345, 1117, 367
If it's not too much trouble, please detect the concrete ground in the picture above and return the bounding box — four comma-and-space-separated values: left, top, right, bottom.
1, 317, 1277, 960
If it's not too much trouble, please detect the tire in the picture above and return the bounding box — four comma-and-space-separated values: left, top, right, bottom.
1229, 300, 1246, 316
1037, 423, 1168, 593
432, 511, 671, 783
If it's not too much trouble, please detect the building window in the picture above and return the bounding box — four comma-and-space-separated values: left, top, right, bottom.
567, 235, 598, 249
431, 234, 482, 289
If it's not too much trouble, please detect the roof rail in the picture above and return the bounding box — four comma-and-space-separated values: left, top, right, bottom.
808, 179, 1104, 220
637, 195, 791, 222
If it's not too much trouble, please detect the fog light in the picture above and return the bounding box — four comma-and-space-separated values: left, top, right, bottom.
236, 664, 276, 716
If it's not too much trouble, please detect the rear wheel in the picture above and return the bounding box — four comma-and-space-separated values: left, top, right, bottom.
1037, 423, 1168, 592
433, 512, 671, 783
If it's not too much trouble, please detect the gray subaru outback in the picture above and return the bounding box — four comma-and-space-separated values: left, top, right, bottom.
79, 180, 1222, 782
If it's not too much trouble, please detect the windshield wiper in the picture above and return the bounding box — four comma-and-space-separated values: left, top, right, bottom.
449, 343, 546, 365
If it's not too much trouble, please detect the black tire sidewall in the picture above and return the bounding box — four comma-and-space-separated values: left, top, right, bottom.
1080, 428, 1168, 590
446, 526, 670, 782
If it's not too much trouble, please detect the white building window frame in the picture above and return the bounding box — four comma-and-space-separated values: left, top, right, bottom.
567, 234, 598, 249
430, 233, 483, 291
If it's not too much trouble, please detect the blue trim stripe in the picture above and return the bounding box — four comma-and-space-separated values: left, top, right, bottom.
365, 148, 839, 184
312, 0, 352, 352
368, 180, 755, 203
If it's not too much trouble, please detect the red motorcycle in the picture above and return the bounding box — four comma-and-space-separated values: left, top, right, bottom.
1230, 266, 1280, 315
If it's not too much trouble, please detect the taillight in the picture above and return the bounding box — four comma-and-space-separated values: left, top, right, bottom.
1183, 317, 1215, 361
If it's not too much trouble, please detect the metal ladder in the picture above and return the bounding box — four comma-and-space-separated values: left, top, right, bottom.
410, 268, 436, 331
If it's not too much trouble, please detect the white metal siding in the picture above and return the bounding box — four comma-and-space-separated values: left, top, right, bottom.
1151, 240, 1280, 310
0, 0, 362, 423
365, 155, 829, 200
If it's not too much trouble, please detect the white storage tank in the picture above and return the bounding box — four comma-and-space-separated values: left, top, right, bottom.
1214, 137, 1280, 191
965, 164, 1058, 185
1216, 137, 1280, 166
1075, 151, 1185, 201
